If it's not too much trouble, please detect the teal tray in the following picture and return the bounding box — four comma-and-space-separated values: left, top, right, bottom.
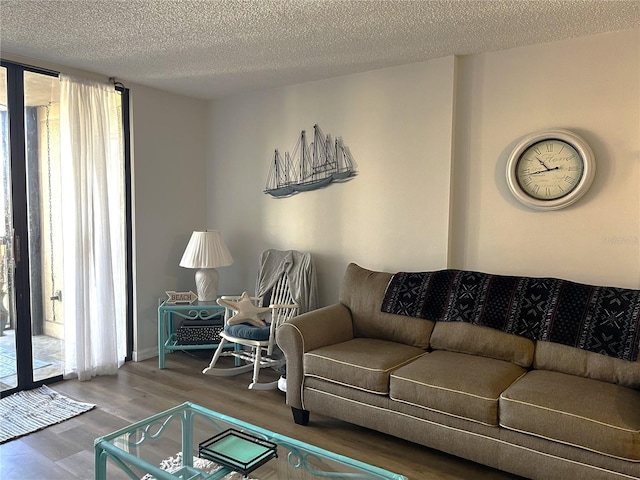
199, 428, 277, 476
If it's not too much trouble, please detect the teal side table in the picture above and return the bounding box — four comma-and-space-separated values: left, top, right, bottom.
157, 300, 226, 369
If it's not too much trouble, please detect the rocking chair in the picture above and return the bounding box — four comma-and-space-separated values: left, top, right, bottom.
202, 272, 298, 390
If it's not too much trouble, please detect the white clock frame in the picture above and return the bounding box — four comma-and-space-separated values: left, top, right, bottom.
506, 129, 596, 211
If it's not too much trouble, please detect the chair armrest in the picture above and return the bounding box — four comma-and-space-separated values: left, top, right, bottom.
266, 303, 298, 354
276, 303, 354, 409
269, 303, 297, 309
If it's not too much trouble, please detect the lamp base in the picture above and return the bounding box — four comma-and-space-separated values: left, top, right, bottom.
194, 268, 219, 302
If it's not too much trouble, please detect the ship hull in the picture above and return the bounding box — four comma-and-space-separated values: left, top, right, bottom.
332, 170, 356, 181
265, 186, 296, 197
293, 176, 333, 192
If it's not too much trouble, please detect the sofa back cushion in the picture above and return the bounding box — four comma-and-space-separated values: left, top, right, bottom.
533, 341, 640, 389
429, 321, 535, 368
382, 269, 640, 362
339, 263, 434, 348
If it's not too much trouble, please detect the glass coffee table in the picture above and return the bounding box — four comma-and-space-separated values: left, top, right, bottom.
94, 402, 407, 479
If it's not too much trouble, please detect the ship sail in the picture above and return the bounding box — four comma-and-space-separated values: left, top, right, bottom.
264, 149, 296, 197
332, 137, 356, 181
264, 124, 356, 197
295, 125, 334, 192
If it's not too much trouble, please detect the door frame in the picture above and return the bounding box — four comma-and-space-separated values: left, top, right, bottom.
0, 59, 133, 396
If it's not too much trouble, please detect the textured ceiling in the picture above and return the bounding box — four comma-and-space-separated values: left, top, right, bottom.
1, 0, 639, 100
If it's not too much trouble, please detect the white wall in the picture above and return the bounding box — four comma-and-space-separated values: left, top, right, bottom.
207, 28, 639, 309
452, 28, 640, 288
208, 57, 456, 305
130, 84, 209, 358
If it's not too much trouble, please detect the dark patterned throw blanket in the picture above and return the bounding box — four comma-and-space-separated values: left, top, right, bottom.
381, 270, 640, 362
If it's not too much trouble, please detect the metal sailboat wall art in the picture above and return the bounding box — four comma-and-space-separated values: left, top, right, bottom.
264, 124, 357, 198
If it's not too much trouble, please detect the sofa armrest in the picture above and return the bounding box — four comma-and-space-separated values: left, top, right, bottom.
276, 303, 354, 409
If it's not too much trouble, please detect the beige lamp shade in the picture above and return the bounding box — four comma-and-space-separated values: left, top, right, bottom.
179, 230, 233, 302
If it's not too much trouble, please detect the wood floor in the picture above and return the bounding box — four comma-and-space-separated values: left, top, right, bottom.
0, 350, 525, 480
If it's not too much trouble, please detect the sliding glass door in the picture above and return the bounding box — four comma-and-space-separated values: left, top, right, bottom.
0, 61, 132, 395
0, 64, 65, 393
24, 70, 65, 384
0, 64, 19, 390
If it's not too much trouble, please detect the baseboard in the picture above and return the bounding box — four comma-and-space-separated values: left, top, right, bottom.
133, 346, 157, 362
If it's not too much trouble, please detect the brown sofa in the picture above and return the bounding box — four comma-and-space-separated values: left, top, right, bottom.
276, 263, 640, 479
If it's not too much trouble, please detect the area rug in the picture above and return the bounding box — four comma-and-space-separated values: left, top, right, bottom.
0, 385, 95, 443
0, 347, 51, 379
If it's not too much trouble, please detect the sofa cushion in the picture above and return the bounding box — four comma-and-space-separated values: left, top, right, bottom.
304, 338, 425, 395
339, 263, 435, 348
390, 350, 527, 426
429, 321, 535, 368
533, 340, 640, 389
500, 370, 640, 462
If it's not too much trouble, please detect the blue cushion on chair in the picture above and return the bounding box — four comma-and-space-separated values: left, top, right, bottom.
225, 323, 271, 341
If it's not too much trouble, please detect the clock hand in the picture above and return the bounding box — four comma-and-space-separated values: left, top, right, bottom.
530, 166, 560, 174
536, 157, 553, 171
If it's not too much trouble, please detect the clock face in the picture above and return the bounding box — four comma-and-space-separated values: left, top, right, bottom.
506, 129, 596, 211
515, 138, 584, 201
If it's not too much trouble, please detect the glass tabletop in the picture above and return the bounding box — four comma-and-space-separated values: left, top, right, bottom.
95, 402, 407, 480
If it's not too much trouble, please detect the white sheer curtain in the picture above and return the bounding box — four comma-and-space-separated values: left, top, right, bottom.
59, 75, 126, 381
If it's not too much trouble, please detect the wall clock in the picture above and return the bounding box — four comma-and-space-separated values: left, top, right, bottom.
506, 129, 596, 211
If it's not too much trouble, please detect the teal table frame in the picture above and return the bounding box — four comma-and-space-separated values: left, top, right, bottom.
157, 300, 226, 369
94, 402, 408, 480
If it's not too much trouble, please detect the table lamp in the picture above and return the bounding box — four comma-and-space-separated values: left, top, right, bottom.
179, 230, 233, 302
